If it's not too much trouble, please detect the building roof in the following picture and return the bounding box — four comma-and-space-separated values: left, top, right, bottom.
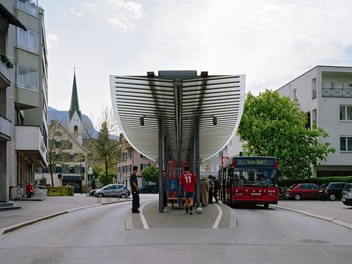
0, 3, 27, 31
110, 71, 245, 162
69, 70, 82, 121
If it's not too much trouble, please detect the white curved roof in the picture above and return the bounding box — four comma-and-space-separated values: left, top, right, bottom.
110, 71, 245, 162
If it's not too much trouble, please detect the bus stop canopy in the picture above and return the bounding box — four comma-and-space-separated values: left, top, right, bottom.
110, 70, 245, 162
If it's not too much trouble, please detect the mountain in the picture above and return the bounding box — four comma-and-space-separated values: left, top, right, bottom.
48, 106, 100, 138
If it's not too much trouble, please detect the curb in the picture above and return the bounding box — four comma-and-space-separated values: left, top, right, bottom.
276, 205, 352, 230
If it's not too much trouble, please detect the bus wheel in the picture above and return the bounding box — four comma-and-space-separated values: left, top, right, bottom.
264, 203, 269, 209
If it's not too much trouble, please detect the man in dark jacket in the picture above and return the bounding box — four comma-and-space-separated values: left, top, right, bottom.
130, 165, 140, 213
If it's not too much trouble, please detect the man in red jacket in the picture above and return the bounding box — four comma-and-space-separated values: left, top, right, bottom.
179, 166, 196, 215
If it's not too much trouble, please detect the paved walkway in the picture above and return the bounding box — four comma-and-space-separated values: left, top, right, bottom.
128, 200, 235, 230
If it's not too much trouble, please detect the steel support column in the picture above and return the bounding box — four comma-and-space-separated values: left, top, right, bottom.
195, 117, 200, 208
158, 118, 164, 213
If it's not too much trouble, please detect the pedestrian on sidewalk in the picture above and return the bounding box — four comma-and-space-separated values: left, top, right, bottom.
213, 176, 219, 203
208, 175, 214, 204
200, 176, 209, 207
179, 166, 196, 215
130, 165, 140, 213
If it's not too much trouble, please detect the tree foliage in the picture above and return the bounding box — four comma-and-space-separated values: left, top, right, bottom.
84, 107, 120, 184
141, 166, 159, 183
237, 90, 335, 179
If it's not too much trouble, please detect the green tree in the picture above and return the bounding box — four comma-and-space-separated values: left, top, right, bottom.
237, 90, 335, 179
141, 166, 159, 183
84, 107, 120, 185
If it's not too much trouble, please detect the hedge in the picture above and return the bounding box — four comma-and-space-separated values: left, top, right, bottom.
47, 186, 74, 196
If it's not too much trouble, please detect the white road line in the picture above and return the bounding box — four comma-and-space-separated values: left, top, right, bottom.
140, 201, 152, 229
212, 203, 222, 229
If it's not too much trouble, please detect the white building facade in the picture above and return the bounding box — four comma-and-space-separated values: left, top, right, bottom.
277, 65, 352, 177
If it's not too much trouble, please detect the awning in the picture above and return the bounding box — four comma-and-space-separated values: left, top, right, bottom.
110, 70, 245, 162
0, 4, 27, 31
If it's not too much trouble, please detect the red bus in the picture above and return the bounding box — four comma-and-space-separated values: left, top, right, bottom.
219, 156, 279, 208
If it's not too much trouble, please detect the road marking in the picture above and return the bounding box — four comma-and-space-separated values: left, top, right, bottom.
140, 202, 152, 229
212, 203, 222, 229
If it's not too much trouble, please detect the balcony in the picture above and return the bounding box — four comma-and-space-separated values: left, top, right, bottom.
15, 126, 47, 166
0, 57, 11, 88
322, 87, 352, 98
0, 114, 11, 141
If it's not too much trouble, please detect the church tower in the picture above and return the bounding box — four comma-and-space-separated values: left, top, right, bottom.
68, 69, 83, 144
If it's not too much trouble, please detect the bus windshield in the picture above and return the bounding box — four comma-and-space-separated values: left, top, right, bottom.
231, 167, 276, 187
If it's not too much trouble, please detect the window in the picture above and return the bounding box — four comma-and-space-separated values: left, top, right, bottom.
17, 28, 39, 53
340, 137, 352, 151
17, 65, 39, 91
340, 105, 352, 121
312, 78, 317, 99
140, 163, 149, 171
16, 0, 38, 17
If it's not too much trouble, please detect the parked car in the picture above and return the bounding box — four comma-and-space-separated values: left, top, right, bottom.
341, 183, 352, 206
90, 189, 97, 196
138, 185, 158, 193
319, 182, 347, 201
94, 184, 130, 198
285, 183, 321, 200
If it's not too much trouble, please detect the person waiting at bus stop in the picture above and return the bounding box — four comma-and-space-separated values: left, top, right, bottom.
179, 166, 196, 215
130, 165, 140, 213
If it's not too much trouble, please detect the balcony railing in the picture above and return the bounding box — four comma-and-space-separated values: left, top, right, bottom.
15, 126, 47, 165
0, 58, 11, 88
0, 114, 11, 140
322, 87, 352, 98
16, 0, 38, 17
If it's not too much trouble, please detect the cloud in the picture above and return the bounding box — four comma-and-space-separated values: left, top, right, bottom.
46, 34, 59, 50
84, 3, 97, 12
107, 0, 143, 29
70, 8, 83, 17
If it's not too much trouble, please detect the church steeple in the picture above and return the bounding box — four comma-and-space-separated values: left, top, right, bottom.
68, 68, 83, 144
69, 68, 82, 121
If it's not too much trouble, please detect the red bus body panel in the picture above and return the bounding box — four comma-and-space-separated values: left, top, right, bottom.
229, 186, 279, 205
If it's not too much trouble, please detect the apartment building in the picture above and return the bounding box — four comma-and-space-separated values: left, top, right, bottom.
277, 65, 352, 177
0, 0, 48, 203
117, 136, 156, 187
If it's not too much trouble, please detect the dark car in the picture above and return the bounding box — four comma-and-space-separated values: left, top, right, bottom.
285, 183, 321, 200
319, 182, 347, 201
341, 183, 352, 206
138, 185, 158, 193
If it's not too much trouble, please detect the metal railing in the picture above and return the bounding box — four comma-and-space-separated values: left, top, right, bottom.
322, 87, 352, 98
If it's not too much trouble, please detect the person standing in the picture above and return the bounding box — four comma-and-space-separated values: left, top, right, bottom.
179, 166, 196, 215
208, 175, 214, 204
130, 165, 140, 213
213, 176, 219, 203
200, 176, 209, 207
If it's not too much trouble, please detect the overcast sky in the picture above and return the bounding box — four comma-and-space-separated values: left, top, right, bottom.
40, 0, 352, 127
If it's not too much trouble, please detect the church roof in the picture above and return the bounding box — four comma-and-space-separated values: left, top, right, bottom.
69, 70, 82, 121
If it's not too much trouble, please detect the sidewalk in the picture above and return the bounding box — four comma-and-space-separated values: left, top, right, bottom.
0, 194, 129, 234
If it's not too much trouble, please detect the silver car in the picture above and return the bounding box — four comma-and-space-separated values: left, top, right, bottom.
94, 184, 130, 198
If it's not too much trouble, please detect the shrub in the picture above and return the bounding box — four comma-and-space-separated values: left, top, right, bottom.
47, 186, 74, 196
